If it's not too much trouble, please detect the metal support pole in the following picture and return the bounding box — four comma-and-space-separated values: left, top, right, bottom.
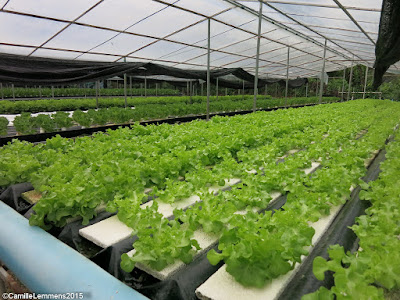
144, 76, 147, 97
187, 81, 189, 96
305, 83, 308, 98
201, 82, 204, 97
130, 76, 132, 96
216, 77, 219, 101
347, 57, 354, 101
156, 83, 158, 96
95, 81, 99, 109
285, 47, 290, 106
206, 18, 211, 121
140, 83, 143, 96
265, 84, 268, 96
51, 86, 54, 99
123, 57, 127, 107
225, 88, 228, 96
124, 74, 127, 108
363, 66, 368, 99
242, 80, 245, 100
341, 69, 346, 102
189, 81, 193, 104
12, 84, 15, 100
253, 0, 263, 112
316, 80, 319, 97
275, 84, 278, 97
319, 39, 327, 104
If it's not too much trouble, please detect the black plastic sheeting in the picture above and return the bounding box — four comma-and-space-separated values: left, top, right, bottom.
0, 183, 34, 214
0, 53, 307, 89
373, 0, 400, 89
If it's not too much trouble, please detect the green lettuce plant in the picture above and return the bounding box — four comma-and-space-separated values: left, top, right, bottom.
13, 113, 36, 135
33, 114, 56, 133
0, 116, 8, 135
52, 111, 73, 129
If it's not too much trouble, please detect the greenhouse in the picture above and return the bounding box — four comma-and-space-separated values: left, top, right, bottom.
0, 0, 399, 300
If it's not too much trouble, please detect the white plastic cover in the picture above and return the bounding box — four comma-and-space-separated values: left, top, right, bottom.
0, 0, 398, 78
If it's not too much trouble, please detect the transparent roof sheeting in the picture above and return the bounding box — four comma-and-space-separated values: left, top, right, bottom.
0, 0, 398, 78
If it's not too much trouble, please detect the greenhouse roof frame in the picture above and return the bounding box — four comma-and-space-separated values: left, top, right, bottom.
0, 0, 398, 79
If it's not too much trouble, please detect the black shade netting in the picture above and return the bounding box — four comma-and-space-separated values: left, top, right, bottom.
0, 53, 307, 89
373, 0, 400, 89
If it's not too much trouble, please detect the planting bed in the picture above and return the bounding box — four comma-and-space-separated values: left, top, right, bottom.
0, 87, 179, 100
0, 96, 338, 144
0, 95, 277, 114
0, 99, 399, 300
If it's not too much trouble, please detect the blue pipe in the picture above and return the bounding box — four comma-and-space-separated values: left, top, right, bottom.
0, 201, 148, 300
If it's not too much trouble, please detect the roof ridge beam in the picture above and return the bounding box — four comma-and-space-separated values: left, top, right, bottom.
238, 1, 381, 12
259, 0, 372, 66
225, 0, 354, 61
